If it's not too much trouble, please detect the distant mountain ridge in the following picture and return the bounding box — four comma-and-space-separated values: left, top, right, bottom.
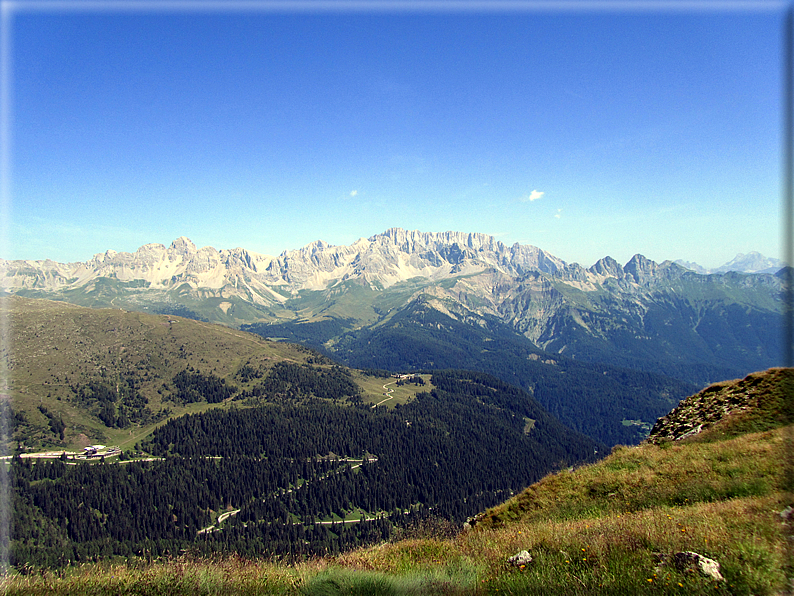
1, 228, 568, 298
1, 228, 784, 390
675, 251, 784, 274
3, 229, 779, 295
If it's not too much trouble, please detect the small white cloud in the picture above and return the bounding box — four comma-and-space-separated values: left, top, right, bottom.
350, 190, 358, 197
554, 209, 562, 219
520, 189, 544, 203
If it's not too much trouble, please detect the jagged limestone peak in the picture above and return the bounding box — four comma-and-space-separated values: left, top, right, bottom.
169, 237, 197, 255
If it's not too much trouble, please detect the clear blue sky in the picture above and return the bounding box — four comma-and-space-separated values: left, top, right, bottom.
5, 2, 785, 269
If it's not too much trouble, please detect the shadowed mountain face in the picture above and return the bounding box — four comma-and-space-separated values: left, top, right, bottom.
2, 228, 783, 389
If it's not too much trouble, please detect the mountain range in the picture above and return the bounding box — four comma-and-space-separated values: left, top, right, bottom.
1, 229, 782, 298
2, 228, 785, 446
2, 228, 783, 386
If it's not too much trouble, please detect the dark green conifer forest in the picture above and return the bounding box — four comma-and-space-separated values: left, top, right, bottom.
9, 371, 602, 568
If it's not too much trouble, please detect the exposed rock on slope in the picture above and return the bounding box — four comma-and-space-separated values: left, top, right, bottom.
645, 367, 794, 443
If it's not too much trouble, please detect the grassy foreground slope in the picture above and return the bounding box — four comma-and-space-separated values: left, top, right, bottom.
5, 368, 792, 595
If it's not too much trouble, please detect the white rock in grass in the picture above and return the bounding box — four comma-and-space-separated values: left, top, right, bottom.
508, 550, 533, 567
673, 551, 724, 582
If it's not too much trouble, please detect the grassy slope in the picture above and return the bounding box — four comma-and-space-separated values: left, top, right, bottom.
329, 423, 790, 595
4, 297, 421, 451
5, 369, 791, 595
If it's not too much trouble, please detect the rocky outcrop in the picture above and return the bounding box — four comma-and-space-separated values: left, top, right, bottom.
645, 368, 793, 443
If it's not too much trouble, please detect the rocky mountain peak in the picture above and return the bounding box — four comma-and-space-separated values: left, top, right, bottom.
94, 249, 118, 263
623, 254, 658, 283
588, 256, 624, 279
675, 252, 783, 275
370, 228, 504, 254
169, 237, 197, 255
714, 251, 784, 274
304, 240, 331, 253
137, 243, 167, 253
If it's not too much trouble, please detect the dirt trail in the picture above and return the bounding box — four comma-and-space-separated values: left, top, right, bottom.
372, 382, 396, 407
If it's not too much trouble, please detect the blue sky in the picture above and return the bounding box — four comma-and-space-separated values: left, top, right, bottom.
5, 1, 785, 269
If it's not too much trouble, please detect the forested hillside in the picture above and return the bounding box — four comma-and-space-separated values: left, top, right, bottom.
7, 369, 790, 595
9, 370, 601, 568
248, 298, 696, 446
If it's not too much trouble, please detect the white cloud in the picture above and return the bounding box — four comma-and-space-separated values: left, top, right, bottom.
350, 190, 358, 197
520, 189, 544, 203
555, 209, 562, 219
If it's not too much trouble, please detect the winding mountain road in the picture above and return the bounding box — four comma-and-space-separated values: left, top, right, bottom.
372, 381, 396, 407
